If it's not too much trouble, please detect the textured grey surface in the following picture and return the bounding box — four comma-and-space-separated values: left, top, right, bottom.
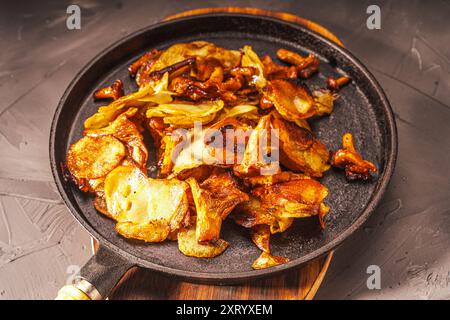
0, 0, 449, 299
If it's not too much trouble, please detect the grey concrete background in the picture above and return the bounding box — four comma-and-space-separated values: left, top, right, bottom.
0, 0, 449, 299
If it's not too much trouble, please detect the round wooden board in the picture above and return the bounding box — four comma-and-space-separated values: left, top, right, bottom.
95, 7, 342, 300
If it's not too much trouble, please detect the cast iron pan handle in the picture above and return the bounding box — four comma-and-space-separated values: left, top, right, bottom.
55, 245, 135, 300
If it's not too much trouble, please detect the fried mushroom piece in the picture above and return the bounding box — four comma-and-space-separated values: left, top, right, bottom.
169, 66, 254, 105
276, 48, 320, 79
187, 169, 249, 244
128, 49, 160, 76
66, 135, 125, 182
331, 133, 377, 181
261, 55, 297, 80
271, 115, 330, 177
93, 80, 124, 101
232, 173, 296, 247
327, 76, 351, 91
148, 57, 195, 80
84, 80, 159, 130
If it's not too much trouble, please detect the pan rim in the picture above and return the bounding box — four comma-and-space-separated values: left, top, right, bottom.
50, 13, 397, 283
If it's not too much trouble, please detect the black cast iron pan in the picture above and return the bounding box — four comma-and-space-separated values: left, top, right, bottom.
50, 13, 397, 299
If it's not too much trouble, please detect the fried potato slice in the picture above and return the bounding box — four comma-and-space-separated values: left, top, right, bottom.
234, 114, 280, 177
159, 132, 185, 176
104, 165, 189, 241
251, 225, 271, 253
67, 135, 125, 180
85, 108, 148, 168
250, 225, 289, 270
104, 165, 147, 220
245, 171, 309, 187
312, 89, 336, 116
232, 197, 276, 229
241, 45, 267, 89
204, 117, 252, 166
253, 177, 329, 219
264, 79, 315, 121
271, 114, 330, 177
116, 220, 171, 243
170, 165, 213, 183
252, 252, 289, 270
231, 196, 293, 234
178, 226, 229, 258
171, 128, 219, 174
93, 194, 114, 220
187, 169, 249, 243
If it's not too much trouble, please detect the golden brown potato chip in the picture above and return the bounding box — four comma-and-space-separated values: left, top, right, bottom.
187, 170, 249, 243
271, 114, 330, 177
85, 108, 148, 169
241, 46, 267, 89
116, 220, 170, 243
253, 177, 329, 219
170, 165, 213, 183
171, 128, 217, 174
231, 196, 293, 234
265, 79, 315, 121
251, 225, 271, 253
104, 165, 189, 241
252, 252, 289, 270
233, 114, 280, 177
159, 132, 185, 176
313, 90, 336, 116
231, 197, 276, 229
93, 194, 115, 220
245, 171, 309, 187
178, 226, 229, 258
104, 165, 147, 220
67, 135, 125, 180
